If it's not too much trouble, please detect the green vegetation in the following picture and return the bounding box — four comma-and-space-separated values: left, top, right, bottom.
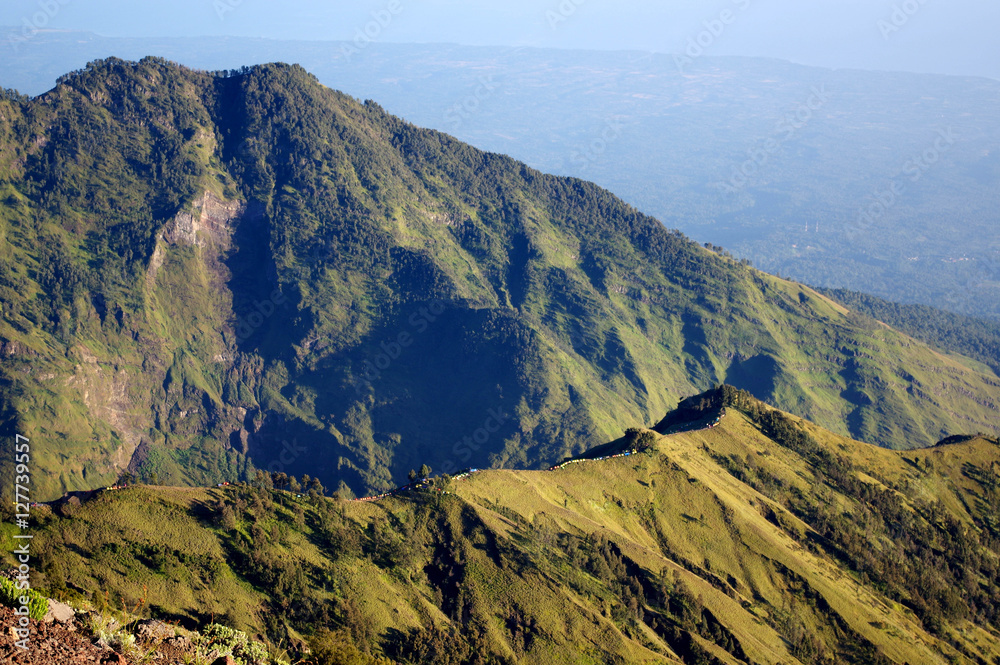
6, 42, 1000, 317
820, 287, 1000, 373
696, 386, 1000, 636
20, 389, 1000, 664
0, 576, 47, 620
199, 623, 271, 664
2, 58, 1000, 501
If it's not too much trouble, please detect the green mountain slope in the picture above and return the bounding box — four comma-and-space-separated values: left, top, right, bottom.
1, 57, 999, 500
5, 39, 1000, 319
819, 286, 1000, 375
18, 387, 1000, 664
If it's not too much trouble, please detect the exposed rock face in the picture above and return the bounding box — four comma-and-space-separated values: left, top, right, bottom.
135, 619, 174, 643
0, 189, 274, 499
65, 352, 144, 463
0, 337, 36, 357
0, 604, 239, 664
150, 190, 263, 285
7, 58, 1000, 504
164, 191, 242, 249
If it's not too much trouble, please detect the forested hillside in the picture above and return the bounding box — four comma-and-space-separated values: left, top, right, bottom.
1, 58, 999, 500
17, 387, 1000, 664
3, 40, 999, 318
820, 287, 1000, 374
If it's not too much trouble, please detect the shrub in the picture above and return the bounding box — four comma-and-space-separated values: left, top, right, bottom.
0, 577, 48, 620
199, 623, 270, 665
309, 629, 393, 665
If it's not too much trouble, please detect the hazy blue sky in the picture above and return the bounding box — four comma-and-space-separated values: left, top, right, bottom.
2, 0, 997, 79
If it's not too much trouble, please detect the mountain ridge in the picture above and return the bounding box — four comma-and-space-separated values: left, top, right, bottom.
4, 39, 1000, 316
1, 57, 999, 501
17, 386, 1000, 664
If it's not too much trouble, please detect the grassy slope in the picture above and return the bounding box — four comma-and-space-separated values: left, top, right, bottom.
456, 413, 1000, 665
2, 59, 1000, 501
0, 61, 255, 497
818, 286, 1000, 374
23, 398, 1000, 664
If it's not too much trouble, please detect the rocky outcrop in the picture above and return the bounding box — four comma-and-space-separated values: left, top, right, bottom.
163, 191, 242, 250
148, 190, 264, 286
42, 600, 75, 624
0, 337, 37, 358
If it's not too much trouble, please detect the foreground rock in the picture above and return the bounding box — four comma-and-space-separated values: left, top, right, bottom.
42, 600, 75, 624
0, 606, 198, 665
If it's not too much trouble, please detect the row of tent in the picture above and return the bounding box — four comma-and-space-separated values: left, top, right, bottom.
351, 480, 430, 503
546, 449, 640, 472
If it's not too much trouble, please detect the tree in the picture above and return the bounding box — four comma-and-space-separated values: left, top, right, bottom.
408, 469, 418, 482
310, 629, 393, 665
214, 501, 237, 530
289, 476, 302, 494
254, 469, 274, 491
418, 464, 432, 479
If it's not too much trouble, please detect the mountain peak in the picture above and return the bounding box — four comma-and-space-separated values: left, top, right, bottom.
654, 384, 771, 432
1, 59, 999, 502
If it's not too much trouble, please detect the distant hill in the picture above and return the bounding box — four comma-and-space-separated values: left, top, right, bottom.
1, 58, 999, 501
2, 37, 999, 317
22, 387, 1000, 664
